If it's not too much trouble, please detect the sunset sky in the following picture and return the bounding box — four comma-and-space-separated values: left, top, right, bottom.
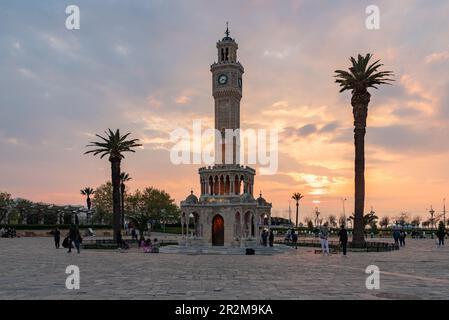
1, 0, 449, 221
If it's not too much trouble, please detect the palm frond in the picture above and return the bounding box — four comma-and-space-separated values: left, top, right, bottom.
334, 53, 394, 93
85, 128, 141, 160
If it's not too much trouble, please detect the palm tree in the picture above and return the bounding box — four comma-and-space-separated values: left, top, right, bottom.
80, 187, 95, 224
291, 193, 304, 228
85, 129, 141, 240
120, 172, 132, 229
334, 54, 394, 246
80, 187, 95, 211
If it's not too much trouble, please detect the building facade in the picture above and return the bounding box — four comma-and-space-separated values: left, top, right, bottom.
180, 28, 272, 247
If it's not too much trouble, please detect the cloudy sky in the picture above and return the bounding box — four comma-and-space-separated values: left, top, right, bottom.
1, 0, 448, 221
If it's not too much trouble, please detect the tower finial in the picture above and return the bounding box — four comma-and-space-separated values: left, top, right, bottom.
225, 21, 230, 37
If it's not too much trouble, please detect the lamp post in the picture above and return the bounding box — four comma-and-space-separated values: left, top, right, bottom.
341, 197, 347, 217
443, 198, 446, 226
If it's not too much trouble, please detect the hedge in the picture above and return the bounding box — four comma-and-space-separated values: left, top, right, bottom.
0, 224, 112, 230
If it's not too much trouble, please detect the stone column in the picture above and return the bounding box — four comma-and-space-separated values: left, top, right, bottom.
230, 176, 235, 195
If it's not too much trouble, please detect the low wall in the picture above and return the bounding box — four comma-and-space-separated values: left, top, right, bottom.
11, 229, 114, 238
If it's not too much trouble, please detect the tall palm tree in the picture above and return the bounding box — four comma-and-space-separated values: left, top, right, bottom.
120, 172, 132, 229
335, 53, 394, 246
80, 187, 95, 211
291, 193, 304, 228
80, 187, 95, 224
85, 129, 141, 240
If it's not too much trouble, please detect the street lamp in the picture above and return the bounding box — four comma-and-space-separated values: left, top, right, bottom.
341, 198, 347, 217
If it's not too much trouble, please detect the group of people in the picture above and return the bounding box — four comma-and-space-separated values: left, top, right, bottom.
52, 225, 82, 253
319, 223, 349, 256
392, 229, 407, 247
140, 238, 160, 253
260, 229, 275, 247
0, 227, 17, 238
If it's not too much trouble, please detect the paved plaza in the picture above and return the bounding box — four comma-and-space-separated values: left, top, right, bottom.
0, 236, 448, 300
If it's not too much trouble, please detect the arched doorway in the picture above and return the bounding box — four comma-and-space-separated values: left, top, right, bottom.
212, 214, 224, 246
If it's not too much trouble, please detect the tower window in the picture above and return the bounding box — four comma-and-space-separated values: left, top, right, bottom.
225, 48, 229, 61
221, 48, 225, 62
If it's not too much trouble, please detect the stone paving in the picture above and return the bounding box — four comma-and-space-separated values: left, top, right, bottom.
0, 236, 448, 300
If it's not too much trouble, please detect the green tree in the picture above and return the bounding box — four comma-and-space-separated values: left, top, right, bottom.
92, 183, 113, 224
335, 54, 394, 246
126, 187, 180, 240
85, 129, 141, 239
379, 216, 390, 229
411, 216, 421, 228
349, 211, 379, 230
328, 214, 337, 229
338, 214, 347, 227
0, 192, 13, 223
307, 219, 314, 231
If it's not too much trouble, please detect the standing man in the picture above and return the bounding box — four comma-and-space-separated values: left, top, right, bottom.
268, 230, 274, 247
399, 230, 406, 247
393, 228, 400, 247
436, 222, 446, 247
319, 223, 330, 255
291, 229, 298, 249
53, 227, 61, 249
338, 224, 348, 256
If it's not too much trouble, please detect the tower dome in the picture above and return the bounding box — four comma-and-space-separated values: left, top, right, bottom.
184, 190, 198, 204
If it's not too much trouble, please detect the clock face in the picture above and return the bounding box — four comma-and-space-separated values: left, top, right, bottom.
238, 78, 242, 89
218, 74, 228, 85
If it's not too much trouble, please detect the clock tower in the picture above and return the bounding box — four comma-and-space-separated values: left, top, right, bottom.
180, 26, 272, 248
211, 24, 244, 164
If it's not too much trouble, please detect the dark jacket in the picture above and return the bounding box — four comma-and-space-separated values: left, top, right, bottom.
338, 228, 348, 243
69, 227, 81, 242
437, 229, 446, 239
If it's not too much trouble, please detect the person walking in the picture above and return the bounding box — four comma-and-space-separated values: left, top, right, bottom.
268, 230, 274, 247
291, 229, 298, 249
67, 224, 76, 253
131, 228, 137, 241
399, 230, 406, 247
68, 224, 82, 254
393, 229, 400, 247
53, 227, 61, 249
261, 230, 268, 246
73, 227, 82, 254
319, 223, 330, 255
338, 224, 348, 256
436, 222, 446, 247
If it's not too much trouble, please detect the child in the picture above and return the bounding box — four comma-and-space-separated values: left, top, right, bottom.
143, 239, 152, 253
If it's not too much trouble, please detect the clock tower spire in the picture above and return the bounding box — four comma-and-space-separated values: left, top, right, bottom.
211, 24, 244, 164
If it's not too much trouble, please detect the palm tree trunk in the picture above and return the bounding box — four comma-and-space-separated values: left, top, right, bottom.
110, 157, 122, 240
121, 183, 125, 229
295, 203, 299, 228
352, 91, 370, 247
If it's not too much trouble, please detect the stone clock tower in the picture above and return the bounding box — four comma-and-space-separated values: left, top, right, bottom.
211, 26, 244, 164
180, 26, 272, 248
